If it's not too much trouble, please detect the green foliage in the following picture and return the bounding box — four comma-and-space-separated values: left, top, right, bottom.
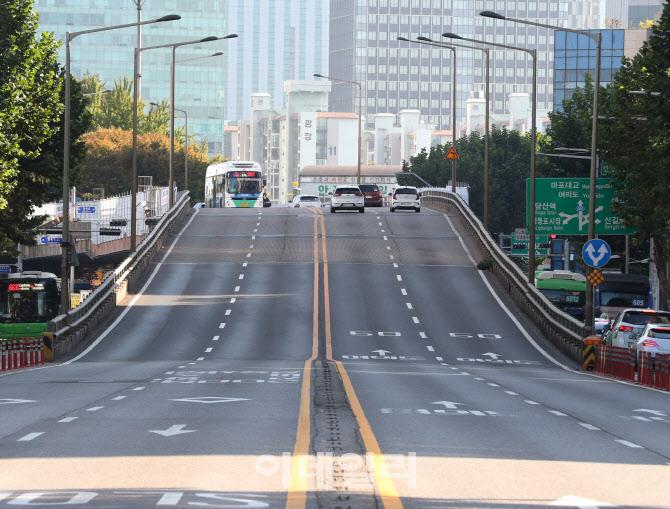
405, 127, 533, 235
599, 1, 670, 308
476, 258, 494, 271
85, 75, 171, 136
0, 0, 89, 254
0, 0, 61, 212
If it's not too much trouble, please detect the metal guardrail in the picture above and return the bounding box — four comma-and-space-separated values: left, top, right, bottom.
422, 189, 587, 362
47, 192, 191, 357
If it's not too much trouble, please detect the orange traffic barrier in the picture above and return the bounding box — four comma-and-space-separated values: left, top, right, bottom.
583, 336, 602, 371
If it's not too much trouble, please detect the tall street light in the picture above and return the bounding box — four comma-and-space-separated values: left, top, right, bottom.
170, 35, 237, 209
61, 13, 180, 317
153, 102, 189, 191
444, 31, 537, 285
170, 52, 223, 192
314, 73, 362, 184
132, 35, 228, 253
398, 37, 457, 194
480, 11, 602, 333
409, 37, 490, 229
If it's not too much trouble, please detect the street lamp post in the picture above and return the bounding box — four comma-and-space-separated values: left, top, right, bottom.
132, 35, 232, 253
154, 102, 189, 191
169, 52, 223, 192
169, 35, 237, 209
443, 32, 536, 285
480, 11, 602, 333
314, 73, 362, 184
61, 13, 180, 317
409, 37, 490, 229
412, 37, 457, 193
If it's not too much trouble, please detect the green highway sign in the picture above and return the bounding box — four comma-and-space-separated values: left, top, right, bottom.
511, 231, 549, 257
599, 161, 612, 177
526, 178, 636, 235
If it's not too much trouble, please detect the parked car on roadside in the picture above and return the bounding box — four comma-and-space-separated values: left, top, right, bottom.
329, 186, 365, 213
602, 309, 670, 348
358, 184, 383, 207
389, 186, 421, 213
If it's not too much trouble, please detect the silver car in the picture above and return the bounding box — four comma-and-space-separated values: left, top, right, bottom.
632, 324, 670, 366
603, 309, 670, 348
329, 186, 365, 213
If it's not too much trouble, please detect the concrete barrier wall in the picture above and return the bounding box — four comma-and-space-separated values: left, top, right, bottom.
48, 192, 191, 360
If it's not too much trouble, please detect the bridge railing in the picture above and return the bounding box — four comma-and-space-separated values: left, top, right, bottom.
46, 191, 191, 359
422, 189, 586, 362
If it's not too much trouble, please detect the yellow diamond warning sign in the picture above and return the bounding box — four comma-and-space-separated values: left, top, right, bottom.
445, 146, 459, 160
586, 269, 605, 287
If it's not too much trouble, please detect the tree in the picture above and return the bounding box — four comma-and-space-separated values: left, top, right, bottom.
88, 76, 171, 136
0, 0, 61, 212
599, 1, 670, 309
80, 71, 107, 131
80, 127, 218, 205
405, 127, 534, 234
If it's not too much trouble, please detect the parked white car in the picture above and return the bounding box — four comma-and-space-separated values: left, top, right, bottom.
633, 324, 670, 364
389, 186, 421, 212
329, 186, 365, 213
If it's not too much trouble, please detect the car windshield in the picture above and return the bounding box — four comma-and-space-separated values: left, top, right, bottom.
395, 188, 417, 194
336, 188, 360, 194
359, 185, 379, 192
622, 311, 670, 325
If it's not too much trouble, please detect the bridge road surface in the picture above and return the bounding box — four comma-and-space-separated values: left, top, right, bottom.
0, 205, 669, 509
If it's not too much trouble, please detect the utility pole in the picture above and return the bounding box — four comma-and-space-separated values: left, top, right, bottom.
131, 0, 146, 97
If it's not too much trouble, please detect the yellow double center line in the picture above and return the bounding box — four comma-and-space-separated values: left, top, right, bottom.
286, 209, 403, 509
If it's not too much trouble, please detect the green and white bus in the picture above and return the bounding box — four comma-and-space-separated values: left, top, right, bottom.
535, 270, 587, 320
0, 272, 60, 341
204, 161, 266, 208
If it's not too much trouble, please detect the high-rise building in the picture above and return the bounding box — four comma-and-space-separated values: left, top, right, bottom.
34, 0, 330, 156
329, 0, 601, 132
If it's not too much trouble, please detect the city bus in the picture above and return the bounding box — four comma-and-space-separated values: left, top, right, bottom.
0, 272, 60, 341
535, 270, 587, 320
204, 161, 265, 208
595, 273, 653, 320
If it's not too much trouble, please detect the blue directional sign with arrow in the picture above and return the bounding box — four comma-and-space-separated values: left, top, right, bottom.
582, 239, 611, 268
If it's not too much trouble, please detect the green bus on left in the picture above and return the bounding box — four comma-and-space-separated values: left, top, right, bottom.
0, 272, 60, 342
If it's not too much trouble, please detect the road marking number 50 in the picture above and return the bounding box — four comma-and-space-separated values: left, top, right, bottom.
450, 333, 502, 339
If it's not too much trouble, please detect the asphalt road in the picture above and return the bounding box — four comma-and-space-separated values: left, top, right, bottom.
1, 205, 669, 509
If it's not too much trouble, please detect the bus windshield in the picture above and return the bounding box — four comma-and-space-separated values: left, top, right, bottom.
227, 177, 261, 195
0, 278, 60, 324
598, 282, 648, 308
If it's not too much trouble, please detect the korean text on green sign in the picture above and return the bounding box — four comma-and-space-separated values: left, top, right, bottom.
526, 178, 636, 235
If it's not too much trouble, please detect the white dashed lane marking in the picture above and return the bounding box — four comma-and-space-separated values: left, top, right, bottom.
505, 391, 518, 396
616, 440, 643, 449
58, 417, 78, 423
225, 310, 231, 316
549, 411, 567, 416
205, 348, 213, 353
406, 303, 413, 309
412, 317, 419, 323
579, 423, 600, 431
133, 387, 145, 391
239, 274, 244, 280
230, 298, 236, 303
524, 400, 540, 405
87, 406, 104, 412
18, 433, 43, 442
426, 346, 435, 352
213, 336, 220, 341
397, 275, 403, 281
111, 396, 126, 401
219, 323, 226, 329
419, 332, 427, 339
235, 286, 241, 292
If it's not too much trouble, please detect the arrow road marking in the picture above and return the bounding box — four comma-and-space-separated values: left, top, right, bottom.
372, 350, 392, 356
482, 352, 501, 360
431, 401, 463, 409
0, 399, 36, 405
633, 409, 667, 417
149, 424, 196, 437
170, 397, 250, 404
549, 495, 616, 508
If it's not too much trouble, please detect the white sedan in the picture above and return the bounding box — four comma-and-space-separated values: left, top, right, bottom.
291, 195, 323, 208
633, 324, 670, 365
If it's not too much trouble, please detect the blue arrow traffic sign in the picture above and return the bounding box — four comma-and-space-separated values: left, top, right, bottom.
0, 265, 11, 274
582, 239, 611, 268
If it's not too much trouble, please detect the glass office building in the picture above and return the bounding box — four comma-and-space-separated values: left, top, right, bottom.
552, 29, 624, 111
34, 0, 329, 156
330, 0, 574, 131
